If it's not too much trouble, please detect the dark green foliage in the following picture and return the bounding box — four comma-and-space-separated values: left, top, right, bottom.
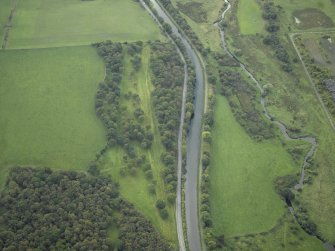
0, 167, 118, 250
0, 167, 171, 251
159, 209, 169, 220
150, 41, 184, 193
118, 200, 171, 250
155, 199, 166, 210
261, 2, 292, 72
93, 41, 154, 175
294, 207, 319, 238
273, 174, 298, 202
219, 68, 275, 140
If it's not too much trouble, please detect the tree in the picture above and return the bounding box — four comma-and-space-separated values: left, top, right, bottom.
155, 199, 166, 210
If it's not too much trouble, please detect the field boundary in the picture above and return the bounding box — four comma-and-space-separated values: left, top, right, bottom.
1, 0, 20, 49
289, 31, 335, 131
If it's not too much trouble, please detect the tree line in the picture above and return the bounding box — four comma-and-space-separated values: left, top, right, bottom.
261, 1, 293, 72
150, 41, 184, 199
0, 167, 171, 250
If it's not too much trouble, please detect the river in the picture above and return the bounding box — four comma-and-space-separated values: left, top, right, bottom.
139, 1, 205, 250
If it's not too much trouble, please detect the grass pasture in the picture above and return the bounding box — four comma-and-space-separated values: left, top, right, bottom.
237, 0, 265, 35
0, 46, 106, 187
6, 0, 163, 49
100, 45, 177, 244
210, 96, 297, 237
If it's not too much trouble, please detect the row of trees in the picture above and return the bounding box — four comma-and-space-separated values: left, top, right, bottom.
150, 41, 184, 198
261, 1, 293, 72
0, 167, 171, 250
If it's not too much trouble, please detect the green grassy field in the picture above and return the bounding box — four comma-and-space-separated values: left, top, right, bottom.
100, 46, 177, 244
210, 95, 297, 237
6, 0, 163, 49
237, 0, 265, 35
0, 46, 106, 187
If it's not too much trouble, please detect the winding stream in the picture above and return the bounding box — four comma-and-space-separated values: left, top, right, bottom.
217, 1, 334, 250
139, 1, 204, 250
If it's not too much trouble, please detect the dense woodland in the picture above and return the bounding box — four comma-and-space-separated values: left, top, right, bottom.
0, 167, 170, 250
150, 41, 184, 198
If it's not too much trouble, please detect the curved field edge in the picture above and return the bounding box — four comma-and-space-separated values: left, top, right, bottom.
209, 95, 296, 236
0, 46, 106, 187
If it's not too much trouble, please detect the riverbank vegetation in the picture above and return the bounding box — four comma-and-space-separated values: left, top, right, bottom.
0, 166, 171, 250
221, 0, 335, 245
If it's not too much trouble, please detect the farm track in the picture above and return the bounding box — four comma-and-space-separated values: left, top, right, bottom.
217, 1, 335, 250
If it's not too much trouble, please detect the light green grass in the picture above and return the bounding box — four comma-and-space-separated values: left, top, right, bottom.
101, 46, 177, 245
0, 46, 106, 187
7, 0, 163, 49
210, 96, 297, 237
237, 0, 264, 35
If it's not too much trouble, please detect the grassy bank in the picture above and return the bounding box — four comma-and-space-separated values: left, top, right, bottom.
6, 0, 163, 49
0, 46, 106, 187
